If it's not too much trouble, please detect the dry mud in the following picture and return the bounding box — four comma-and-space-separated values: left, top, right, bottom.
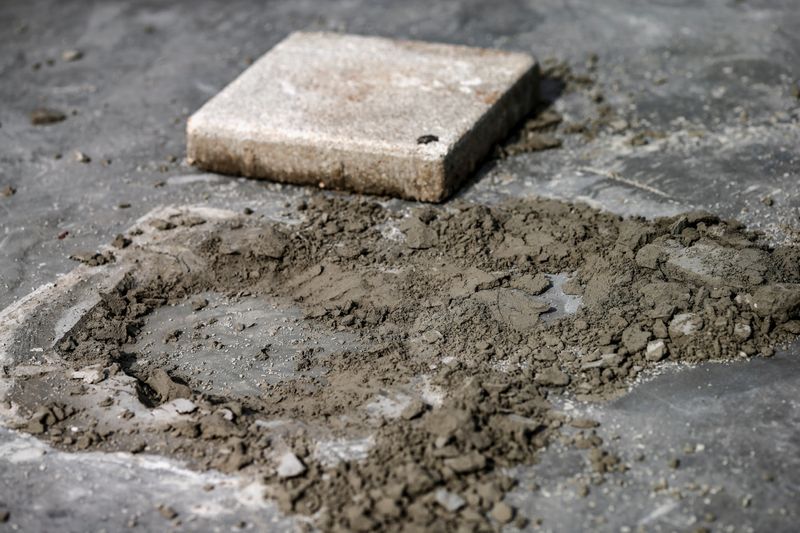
4, 194, 800, 532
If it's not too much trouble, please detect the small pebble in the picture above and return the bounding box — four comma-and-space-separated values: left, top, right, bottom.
490, 501, 515, 524
276, 451, 306, 478
157, 504, 178, 520
62, 49, 83, 62
30, 108, 66, 125
570, 418, 600, 429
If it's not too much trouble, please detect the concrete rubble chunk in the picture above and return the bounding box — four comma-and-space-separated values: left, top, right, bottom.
645, 339, 668, 361
276, 451, 306, 478
661, 240, 768, 289
434, 488, 466, 512
171, 399, 198, 414
187, 32, 539, 202
748, 284, 800, 323
70, 365, 105, 384
668, 313, 704, 343
733, 321, 752, 341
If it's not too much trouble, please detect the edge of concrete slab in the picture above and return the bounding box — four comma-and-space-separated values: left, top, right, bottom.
186, 32, 540, 202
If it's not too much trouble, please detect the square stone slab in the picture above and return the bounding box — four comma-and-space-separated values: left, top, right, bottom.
187, 32, 539, 202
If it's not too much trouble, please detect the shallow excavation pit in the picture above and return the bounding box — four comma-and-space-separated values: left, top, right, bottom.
1, 194, 799, 531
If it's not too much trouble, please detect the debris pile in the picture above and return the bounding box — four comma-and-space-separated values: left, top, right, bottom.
9, 194, 800, 531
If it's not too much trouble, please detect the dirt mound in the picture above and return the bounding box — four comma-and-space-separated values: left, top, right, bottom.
8, 194, 800, 531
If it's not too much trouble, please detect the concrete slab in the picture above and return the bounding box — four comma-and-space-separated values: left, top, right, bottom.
186, 32, 539, 202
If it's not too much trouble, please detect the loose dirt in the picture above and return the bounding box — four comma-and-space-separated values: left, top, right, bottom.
7, 192, 800, 531
497, 56, 636, 159
29, 107, 66, 125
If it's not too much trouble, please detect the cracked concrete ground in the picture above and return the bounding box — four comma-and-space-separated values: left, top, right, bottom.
1, 0, 799, 531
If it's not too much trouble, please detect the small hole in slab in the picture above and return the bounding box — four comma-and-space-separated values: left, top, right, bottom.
416, 134, 439, 144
